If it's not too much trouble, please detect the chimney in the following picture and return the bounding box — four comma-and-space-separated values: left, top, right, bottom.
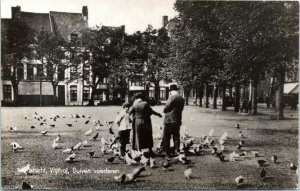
82, 6, 88, 21
12, 6, 21, 19
162, 15, 168, 28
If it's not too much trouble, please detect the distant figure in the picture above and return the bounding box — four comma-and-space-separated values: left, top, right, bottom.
115, 102, 132, 157
129, 93, 162, 156
265, 94, 270, 108
162, 84, 185, 158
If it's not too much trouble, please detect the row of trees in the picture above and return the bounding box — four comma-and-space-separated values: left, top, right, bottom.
2, 1, 297, 119
166, 1, 298, 119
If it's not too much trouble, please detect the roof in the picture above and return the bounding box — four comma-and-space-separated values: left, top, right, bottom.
50, 11, 88, 40
284, 82, 298, 94
20, 11, 51, 32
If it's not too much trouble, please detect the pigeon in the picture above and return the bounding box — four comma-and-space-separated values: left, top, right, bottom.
53, 134, 61, 143
219, 138, 225, 145
114, 173, 126, 183
229, 152, 240, 162
22, 181, 33, 189
35, 112, 38, 115
18, 164, 31, 174
66, 152, 76, 163
140, 154, 150, 166
235, 175, 244, 185
40, 122, 45, 126
125, 153, 137, 165
271, 155, 277, 163
66, 123, 73, 127
90, 132, 99, 141
88, 151, 95, 158
11, 142, 23, 152
109, 126, 114, 135
101, 146, 108, 155
84, 129, 92, 136
239, 151, 247, 157
9, 127, 17, 132
87, 115, 91, 118
31, 126, 35, 129
40, 131, 48, 136
209, 139, 215, 146
219, 154, 225, 162
184, 168, 192, 179
83, 140, 88, 147
239, 131, 245, 138
290, 163, 297, 171
252, 151, 259, 157
237, 143, 242, 150
101, 137, 109, 146
150, 157, 156, 168
82, 115, 86, 118
127, 167, 146, 181
50, 124, 55, 128
260, 168, 266, 179
161, 161, 172, 171
105, 156, 115, 164
24, 115, 28, 119
95, 125, 102, 131
85, 120, 89, 124
73, 142, 82, 150
52, 142, 61, 149
236, 124, 240, 129
211, 146, 218, 154
258, 159, 266, 166
105, 121, 114, 126
63, 147, 73, 154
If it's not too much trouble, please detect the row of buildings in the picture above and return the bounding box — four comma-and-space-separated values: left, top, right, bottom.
1, 6, 173, 106
1, 6, 298, 106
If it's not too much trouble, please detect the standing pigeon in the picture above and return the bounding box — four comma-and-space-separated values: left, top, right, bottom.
236, 124, 240, 129
260, 168, 266, 179
85, 120, 89, 124
73, 142, 82, 150
66, 152, 76, 163
11, 142, 23, 152
235, 175, 244, 185
9, 127, 17, 132
105, 156, 115, 164
31, 126, 35, 129
66, 123, 73, 127
22, 181, 33, 189
90, 132, 99, 141
184, 168, 192, 179
84, 129, 92, 136
114, 173, 126, 183
88, 151, 95, 158
258, 159, 266, 166
50, 124, 55, 128
290, 163, 297, 171
161, 161, 172, 171
271, 155, 277, 163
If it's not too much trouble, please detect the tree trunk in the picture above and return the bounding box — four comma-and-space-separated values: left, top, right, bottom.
89, 86, 96, 106
251, 80, 258, 115
185, 90, 189, 105
276, 70, 285, 120
154, 82, 160, 100
12, 83, 19, 105
205, 83, 209, 108
213, 82, 217, 109
52, 84, 58, 105
195, 91, 198, 106
229, 86, 233, 97
222, 83, 226, 111
234, 83, 240, 112
242, 84, 246, 101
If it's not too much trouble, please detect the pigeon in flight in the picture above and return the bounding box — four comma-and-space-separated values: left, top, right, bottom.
40, 131, 48, 136
9, 127, 17, 132
90, 133, 99, 141
73, 142, 82, 150
53, 134, 61, 143
66, 152, 76, 163
84, 129, 92, 136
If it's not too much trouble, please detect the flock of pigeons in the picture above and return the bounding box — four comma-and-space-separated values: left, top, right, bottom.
8, 112, 298, 189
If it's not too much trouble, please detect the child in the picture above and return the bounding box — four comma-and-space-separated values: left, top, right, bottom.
115, 102, 132, 157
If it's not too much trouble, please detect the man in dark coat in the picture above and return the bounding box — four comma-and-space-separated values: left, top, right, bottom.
162, 84, 185, 158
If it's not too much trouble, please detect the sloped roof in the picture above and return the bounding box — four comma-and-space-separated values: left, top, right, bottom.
284, 82, 298, 94
50, 11, 88, 40
20, 11, 51, 32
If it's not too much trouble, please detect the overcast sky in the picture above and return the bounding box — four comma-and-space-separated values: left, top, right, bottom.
1, 0, 178, 34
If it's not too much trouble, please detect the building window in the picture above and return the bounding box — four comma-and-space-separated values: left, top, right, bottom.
3, 85, 12, 102
70, 66, 77, 80
94, 89, 103, 100
27, 64, 34, 80
160, 89, 166, 100
83, 86, 90, 101
58, 65, 65, 81
2, 64, 11, 80
70, 85, 77, 101
149, 90, 154, 98
17, 65, 24, 80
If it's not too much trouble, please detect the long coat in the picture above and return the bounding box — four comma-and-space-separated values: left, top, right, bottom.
129, 99, 155, 150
